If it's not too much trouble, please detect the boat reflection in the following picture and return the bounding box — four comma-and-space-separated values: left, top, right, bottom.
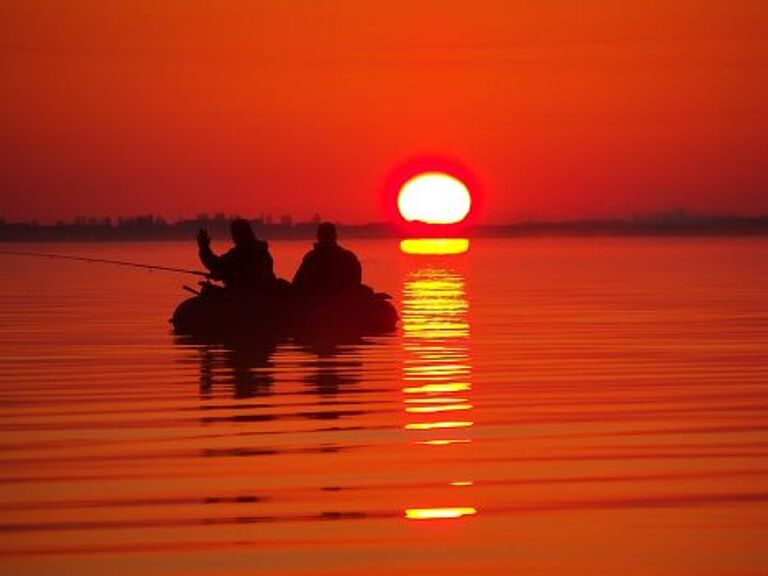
296, 336, 366, 399
195, 339, 278, 399
401, 250, 476, 520
180, 333, 370, 402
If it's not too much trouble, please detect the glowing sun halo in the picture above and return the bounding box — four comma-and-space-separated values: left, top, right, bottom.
397, 172, 471, 225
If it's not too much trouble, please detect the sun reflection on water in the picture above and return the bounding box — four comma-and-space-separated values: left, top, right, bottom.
400, 238, 470, 255
405, 507, 477, 520
401, 261, 476, 520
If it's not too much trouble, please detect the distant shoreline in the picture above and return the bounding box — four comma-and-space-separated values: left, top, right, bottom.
1, 214, 766, 242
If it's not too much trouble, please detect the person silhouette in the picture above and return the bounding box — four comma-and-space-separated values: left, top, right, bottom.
292, 222, 363, 295
197, 219, 276, 293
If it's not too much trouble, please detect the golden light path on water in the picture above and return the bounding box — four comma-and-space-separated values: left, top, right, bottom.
400, 242, 475, 521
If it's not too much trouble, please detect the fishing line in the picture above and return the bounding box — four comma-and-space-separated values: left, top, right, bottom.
0, 249, 208, 277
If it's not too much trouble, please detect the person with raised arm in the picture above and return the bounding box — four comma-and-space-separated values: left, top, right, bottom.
197, 218, 276, 294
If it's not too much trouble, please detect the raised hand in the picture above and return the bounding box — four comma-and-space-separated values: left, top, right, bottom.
196, 228, 211, 249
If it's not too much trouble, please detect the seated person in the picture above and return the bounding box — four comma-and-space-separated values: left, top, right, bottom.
197, 218, 276, 293
292, 222, 362, 295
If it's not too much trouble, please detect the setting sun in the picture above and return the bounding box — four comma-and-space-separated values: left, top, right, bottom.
397, 172, 472, 224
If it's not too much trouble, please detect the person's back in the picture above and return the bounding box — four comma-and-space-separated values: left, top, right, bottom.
293, 222, 362, 295
198, 219, 276, 294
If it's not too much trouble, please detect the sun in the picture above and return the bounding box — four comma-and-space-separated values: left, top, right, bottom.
397, 172, 472, 225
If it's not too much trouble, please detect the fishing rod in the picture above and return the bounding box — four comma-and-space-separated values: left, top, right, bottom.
0, 249, 209, 277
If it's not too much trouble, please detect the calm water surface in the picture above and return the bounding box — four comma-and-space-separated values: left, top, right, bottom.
1, 238, 767, 575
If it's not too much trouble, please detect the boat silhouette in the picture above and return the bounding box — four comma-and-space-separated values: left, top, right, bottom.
171, 281, 398, 338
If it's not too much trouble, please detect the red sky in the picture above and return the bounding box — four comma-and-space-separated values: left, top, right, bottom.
1, 1, 766, 224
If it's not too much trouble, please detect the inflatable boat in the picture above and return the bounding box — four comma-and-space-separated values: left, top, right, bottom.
171, 287, 398, 338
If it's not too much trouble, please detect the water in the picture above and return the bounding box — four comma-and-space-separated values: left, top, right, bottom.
1, 237, 767, 575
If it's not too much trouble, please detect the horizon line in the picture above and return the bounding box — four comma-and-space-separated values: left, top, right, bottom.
2, 209, 768, 229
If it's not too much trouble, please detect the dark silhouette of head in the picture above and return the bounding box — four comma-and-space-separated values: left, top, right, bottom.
317, 222, 337, 244
230, 218, 256, 246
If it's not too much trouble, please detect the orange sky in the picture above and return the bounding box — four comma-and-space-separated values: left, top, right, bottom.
1, 1, 766, 223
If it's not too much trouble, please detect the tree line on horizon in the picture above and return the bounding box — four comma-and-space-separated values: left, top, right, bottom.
0, 210, 766, 242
